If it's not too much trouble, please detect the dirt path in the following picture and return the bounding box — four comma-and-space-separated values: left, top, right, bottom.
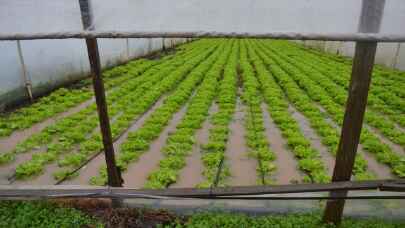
261, 103, 302, 184
0, 99, 94, 153
122, 103, 189, 188
226, 98, 257, 186
61, 96, 167, 185
171, 103, 218, 188
288, 105, 336, 175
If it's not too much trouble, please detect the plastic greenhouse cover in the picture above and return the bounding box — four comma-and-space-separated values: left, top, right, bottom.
90, 0, 405, 34
0, 0, 83, 34
0, 0, 404, 35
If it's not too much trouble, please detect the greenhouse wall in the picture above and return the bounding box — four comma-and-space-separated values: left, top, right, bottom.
0, 38, 187, 109
1, 0, 404, 108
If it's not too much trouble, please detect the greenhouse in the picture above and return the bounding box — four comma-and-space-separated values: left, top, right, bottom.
0, 0, 404, 227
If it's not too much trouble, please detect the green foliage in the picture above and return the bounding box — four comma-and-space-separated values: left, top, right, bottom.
91, 39, 224, 186
0, 201, 101, 228
174, 212, 405, 228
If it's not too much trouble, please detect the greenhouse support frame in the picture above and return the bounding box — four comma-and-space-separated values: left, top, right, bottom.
0, 0, 403, 225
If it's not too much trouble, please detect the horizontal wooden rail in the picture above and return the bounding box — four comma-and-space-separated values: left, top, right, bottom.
0, 179, 404, 200
1, 31, 405, 42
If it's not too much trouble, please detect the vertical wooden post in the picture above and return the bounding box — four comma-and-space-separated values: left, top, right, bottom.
16, 40, 33, 101
323, 0, 385, 225
78, 0, 123, 188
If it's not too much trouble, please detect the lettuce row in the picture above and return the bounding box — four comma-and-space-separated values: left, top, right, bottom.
251, 40, 374, 180
89, 40, 226, 186
292, 41, 405, 96
54, 40, 222, 182
288, 41, 405, 122
246, 40, 329, 183
198, 41, 239, 188
256, 40, 405, 178
0, 59, 152, 137
239, 41, 277, 185
268, 41, 405, 141
144, 41, 233, 189
8, 40, 219, 179
0, 39, 209, 137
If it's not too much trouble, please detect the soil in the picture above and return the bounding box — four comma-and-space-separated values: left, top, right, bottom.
171, 103, 218, 188
261, 103, 302, 184
288, 105, 335, 175
0, 99, 94, 153
122, 103, 189, 188
57, 198, 180, 228
316, 104, 395, 179
62, 96, 167, 185
364, 125, 405, 156
227, 97, 257, 186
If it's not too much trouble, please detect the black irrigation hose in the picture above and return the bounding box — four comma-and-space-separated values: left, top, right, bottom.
3, 193, 405, 201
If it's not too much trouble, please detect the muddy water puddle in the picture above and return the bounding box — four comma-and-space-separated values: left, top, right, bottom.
261, 103, 302, 184
288, 105, 335, 175
62, 96, 167, 185
171, 103, 218, 188
122, 103, 189, 188
316, 104, 395, 179
227, 98, 257, 186
0, 99, 94, 153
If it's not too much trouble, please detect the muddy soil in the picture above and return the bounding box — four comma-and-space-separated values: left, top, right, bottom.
171, 103, 218, 188
316, 105, 395, 179
226, 98, 257, 186
0, 99, 94, 153
122, 103, 189, 188
261, 103, 302, 184
62, 96, 167, 185
288, 105, 335, 175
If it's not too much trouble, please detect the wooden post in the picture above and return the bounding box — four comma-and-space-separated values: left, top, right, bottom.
16, 40, 33, 101
323, 0, 385, 225
78, 0, 123, 188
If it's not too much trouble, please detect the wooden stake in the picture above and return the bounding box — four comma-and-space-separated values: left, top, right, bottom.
16, 40, 33, 101
79, 0, 122, 188
323, 0, 385, 225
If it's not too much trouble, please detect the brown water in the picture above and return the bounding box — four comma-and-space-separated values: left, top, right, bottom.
171, 103, 218, 188
316, 104, 395, 179
227, 98, 257, 186
62, 96, 167, 185
122, 103, 189, 188
365, 125, 405, 156
0, 99, 94, 153
288, 105, 336, 175
261, 103, 302, 184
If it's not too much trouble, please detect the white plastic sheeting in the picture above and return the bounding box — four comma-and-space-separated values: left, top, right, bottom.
0, 1, 186, 107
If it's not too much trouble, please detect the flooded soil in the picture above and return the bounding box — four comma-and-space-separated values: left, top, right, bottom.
0, 99, 94, 153
365, 125, 405, 156
261, 103, 302, 184
171, 103, 218, 188
288, 105, 336, 175
122, 103, 189, 188
316, 104, 395, 179
227, 98, 257, 186
62, 96, 167, 185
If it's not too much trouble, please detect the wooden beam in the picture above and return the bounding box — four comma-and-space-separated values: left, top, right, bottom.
323, 0, 385, 225
79, 0, 122, 188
